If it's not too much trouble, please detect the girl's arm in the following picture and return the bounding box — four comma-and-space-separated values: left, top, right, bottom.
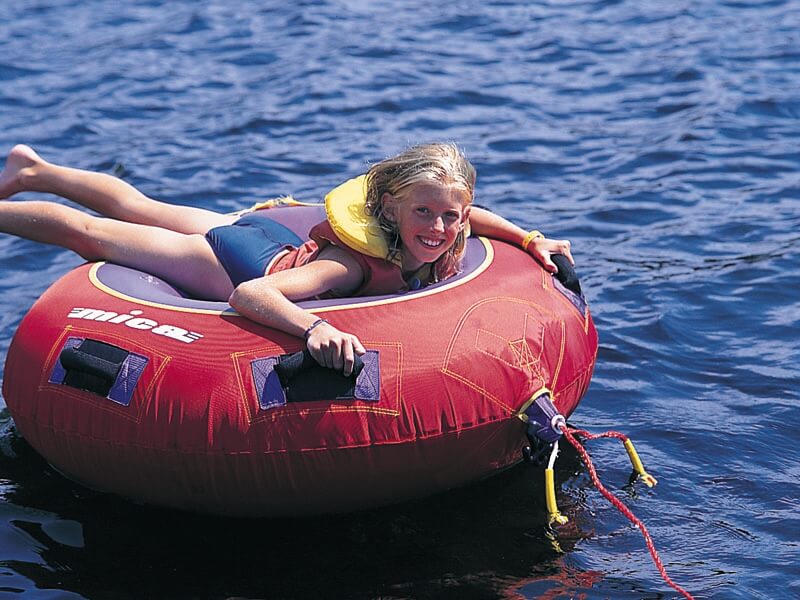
468, 206, 574, 273
228, 246, 366, 375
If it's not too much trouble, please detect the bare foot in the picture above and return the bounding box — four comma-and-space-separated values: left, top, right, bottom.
0, 145, 43, 199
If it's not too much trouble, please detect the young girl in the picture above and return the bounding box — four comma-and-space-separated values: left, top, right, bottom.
0, 142, 573, 375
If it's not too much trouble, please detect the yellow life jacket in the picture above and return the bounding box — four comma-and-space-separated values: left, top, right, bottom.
323, 174, 389, 260
324, 174, 470, 265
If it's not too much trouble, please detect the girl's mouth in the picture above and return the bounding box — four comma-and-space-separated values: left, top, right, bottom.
418, 236, 444, 249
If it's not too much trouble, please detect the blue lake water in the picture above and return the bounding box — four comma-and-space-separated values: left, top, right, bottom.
1, 1, 799, 598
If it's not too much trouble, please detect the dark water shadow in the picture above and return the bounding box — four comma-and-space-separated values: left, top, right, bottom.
0, 418, 598, 600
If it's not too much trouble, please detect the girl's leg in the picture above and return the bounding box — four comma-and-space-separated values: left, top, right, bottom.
0, 145, 235, 234
0, 200, 235, 300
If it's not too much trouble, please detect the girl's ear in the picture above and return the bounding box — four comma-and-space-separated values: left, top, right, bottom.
381, 192, 398, 222
460, 205, 471, 230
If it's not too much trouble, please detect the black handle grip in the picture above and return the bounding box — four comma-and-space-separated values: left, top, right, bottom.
274, 349, 364, 384
60, 346, 122, 383
552, 254, 582, 296
273, 350, 366, 403
55, 338, 144, 402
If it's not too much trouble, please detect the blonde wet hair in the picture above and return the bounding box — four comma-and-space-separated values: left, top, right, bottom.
364, 142, 476, 282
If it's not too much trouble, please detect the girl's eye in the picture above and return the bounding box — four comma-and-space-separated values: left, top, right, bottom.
415, 207, 430, 216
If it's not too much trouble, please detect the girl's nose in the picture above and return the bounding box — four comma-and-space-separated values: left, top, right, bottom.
431, 216, 445, 232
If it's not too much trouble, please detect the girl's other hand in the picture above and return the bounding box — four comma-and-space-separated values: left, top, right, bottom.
528, 237, 574, 273
305, 321, 366, 376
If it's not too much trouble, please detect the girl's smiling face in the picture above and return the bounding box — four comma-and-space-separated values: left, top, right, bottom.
382, 182, 471, 273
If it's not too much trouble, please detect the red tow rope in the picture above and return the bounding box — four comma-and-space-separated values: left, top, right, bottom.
560, 426, 696, 600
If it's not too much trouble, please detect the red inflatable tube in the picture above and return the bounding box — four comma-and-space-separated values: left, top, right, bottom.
3, 205, 597, 516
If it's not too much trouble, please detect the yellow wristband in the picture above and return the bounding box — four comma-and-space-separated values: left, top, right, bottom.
521, 230, 543, 251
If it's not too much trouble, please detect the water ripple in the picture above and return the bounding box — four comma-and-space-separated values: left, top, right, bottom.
1, 0, 800, 599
